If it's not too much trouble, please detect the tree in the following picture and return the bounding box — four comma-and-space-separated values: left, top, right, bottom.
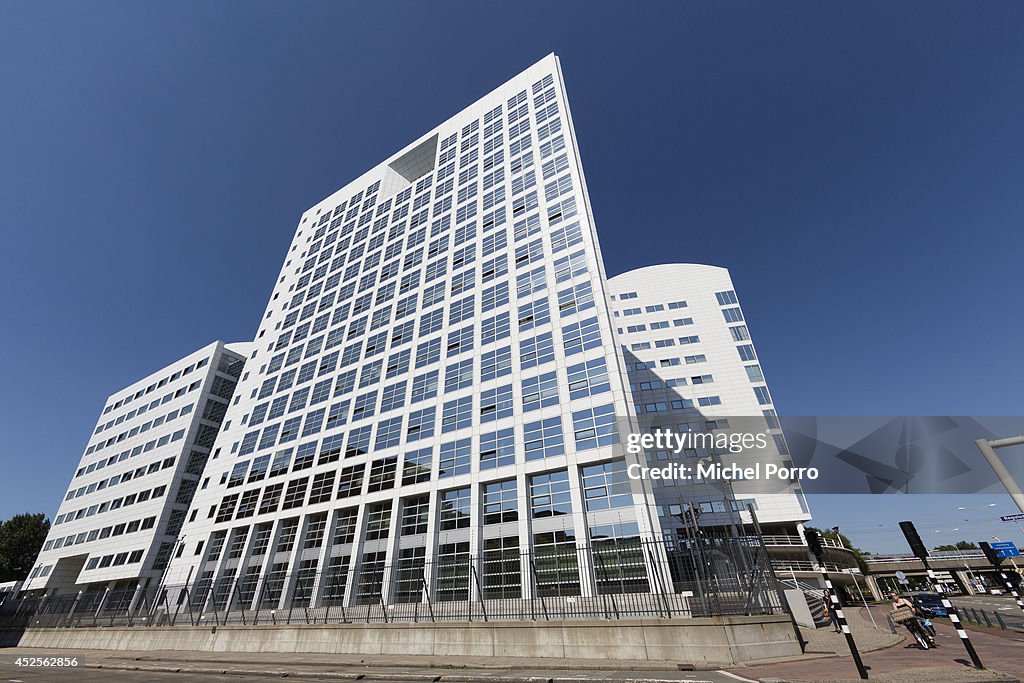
934, 540, 978, 552
0, 513, 50, 581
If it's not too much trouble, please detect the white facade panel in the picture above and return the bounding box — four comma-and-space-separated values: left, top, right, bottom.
26, 341, 250, 594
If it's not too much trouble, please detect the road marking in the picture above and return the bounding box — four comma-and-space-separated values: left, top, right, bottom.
717, 671, 758, 683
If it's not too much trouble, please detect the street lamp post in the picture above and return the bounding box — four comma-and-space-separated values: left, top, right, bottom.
975, 437, 1024, 514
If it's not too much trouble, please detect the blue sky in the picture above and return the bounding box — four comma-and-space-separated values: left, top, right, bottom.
1, 2, 1022, 554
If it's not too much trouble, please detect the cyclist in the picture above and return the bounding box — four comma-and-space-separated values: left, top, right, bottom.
890, 591, 937, 649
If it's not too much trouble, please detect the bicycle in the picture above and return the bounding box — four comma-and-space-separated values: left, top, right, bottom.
891, 605, 937, 649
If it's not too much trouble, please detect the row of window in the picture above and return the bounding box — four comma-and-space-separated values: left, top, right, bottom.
619, 317, 693, 334
260, 259, 592, 412
237, 317, 606, 460
81, 549, 145, 572
210, 459, 632, 545
627, 335, 700, 351
101, 357, 211, 416
54, 484, 167, 526
79, 403, 194, 476
224, 403, 620, 509
64, 455, 176, 501
86, 380, 205, 455
269, 223, 588, 388
43, 516, 156, 553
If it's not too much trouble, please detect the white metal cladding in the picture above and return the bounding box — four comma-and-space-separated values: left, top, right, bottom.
606, 263, 811, 526
26, 340, 251, 592
163, 55, 663, 608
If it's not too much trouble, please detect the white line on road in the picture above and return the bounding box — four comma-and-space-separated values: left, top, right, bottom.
717, 671, 759, 683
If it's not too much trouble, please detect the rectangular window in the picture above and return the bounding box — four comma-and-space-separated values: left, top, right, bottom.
566, 357, 611, 399
480, 428, 515, 470
523, 417, 564, 460
411, 370, 439, 403
518, 297, 551, 331
439, 487, 471, 529
572, 404, 619, 451
374, 416, 403, 449
480, 345, 512, 381
367, 456, 398, 492
441, 396, 473, 433
530, 470, 572, 518
439, 438, 472, 477
522, 371, 559, 411
406, 406, 435, 442
519, 332, 555, 369
402, 447, 432, 485
562, 317, 602, 355
581, 460, 632, 511
481, 312, 511, 345
479, 383, 513, 423
483, 479, 518, 524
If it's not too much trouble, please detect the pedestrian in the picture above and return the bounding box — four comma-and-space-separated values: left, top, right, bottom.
823, 590, 841, 633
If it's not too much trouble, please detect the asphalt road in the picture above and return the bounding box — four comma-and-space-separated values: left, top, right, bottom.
0, 660, 750, 683
950, 593, 1024, 630
0, 668, 266, 683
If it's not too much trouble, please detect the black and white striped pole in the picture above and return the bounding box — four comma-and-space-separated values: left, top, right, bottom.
980, 542, 1024, 616
807, 529, 868, 679
899, 521, 984, 670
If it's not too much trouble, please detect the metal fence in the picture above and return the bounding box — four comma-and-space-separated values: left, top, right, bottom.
0, 535, 787, 629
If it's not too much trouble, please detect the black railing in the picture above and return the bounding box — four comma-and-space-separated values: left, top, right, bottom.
0, 536, 786, 629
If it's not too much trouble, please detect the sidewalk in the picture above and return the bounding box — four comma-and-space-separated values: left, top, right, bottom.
730, 605, 1023, 682
796, 605, 903, 655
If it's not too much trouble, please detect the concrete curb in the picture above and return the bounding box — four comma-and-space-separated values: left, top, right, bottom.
89, 662, 723, 683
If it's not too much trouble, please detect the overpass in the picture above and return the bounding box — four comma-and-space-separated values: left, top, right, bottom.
863, 550, 1021, 599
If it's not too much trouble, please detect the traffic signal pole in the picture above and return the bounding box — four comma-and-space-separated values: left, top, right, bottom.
806, 529, 868, 679
900, 521, 984, 669
980, 542, 1024, 617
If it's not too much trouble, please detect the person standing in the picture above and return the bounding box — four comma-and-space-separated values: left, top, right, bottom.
823, 590, 841, 632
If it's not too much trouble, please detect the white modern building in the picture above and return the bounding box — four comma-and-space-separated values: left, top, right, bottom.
607, 264, 811, 537
24, 341, 250, 608
151, 55, 816, 617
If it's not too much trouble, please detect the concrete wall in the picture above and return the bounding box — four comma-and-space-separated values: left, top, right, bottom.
13, 615, 799, 667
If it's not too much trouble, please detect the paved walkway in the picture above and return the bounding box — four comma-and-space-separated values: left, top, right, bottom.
730, 605, 1024, 682
796, 605, 903, 655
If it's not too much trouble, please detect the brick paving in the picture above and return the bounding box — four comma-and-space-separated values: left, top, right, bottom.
730, 605, 1024, 681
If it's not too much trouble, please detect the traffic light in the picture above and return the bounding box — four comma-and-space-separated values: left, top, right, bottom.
806, 528, 824, 559
899, 521, 929, 560
979, 541, 1004, 567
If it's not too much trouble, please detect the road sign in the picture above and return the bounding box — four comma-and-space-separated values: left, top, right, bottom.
991, 541, 1022, 558
895, 570, 909, 584
1001, 513, 1024, 522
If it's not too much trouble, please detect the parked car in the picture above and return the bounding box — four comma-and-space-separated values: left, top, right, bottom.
913, 593, 948, 617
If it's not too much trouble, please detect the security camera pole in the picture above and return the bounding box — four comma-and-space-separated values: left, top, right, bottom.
806, 528, 868, 679
899, 521, 983, 669
979, 541, 1024, 616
